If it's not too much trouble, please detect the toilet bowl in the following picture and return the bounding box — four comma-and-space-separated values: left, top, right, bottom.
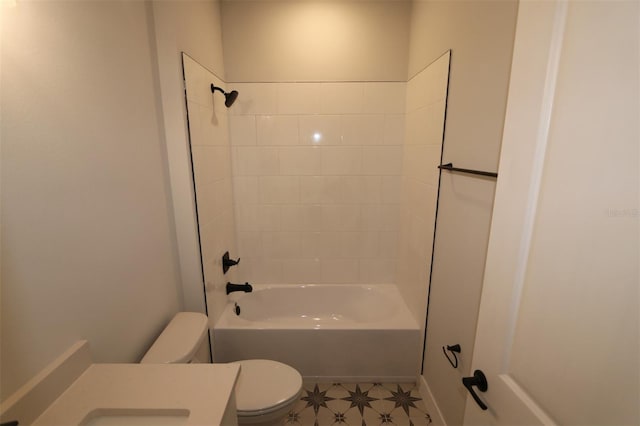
141, 312, 303, 426
230, 359, 302, 425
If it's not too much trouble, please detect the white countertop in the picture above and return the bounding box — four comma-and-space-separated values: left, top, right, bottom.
32, 363, 240, 426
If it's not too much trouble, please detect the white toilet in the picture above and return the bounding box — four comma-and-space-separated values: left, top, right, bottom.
141, 312, 303, 426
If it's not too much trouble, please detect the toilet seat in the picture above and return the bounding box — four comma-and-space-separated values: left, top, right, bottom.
231, 359, 303, 417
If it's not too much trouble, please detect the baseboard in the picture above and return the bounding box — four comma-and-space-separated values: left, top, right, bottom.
418, 375, 447, 426
302, 375, 418, 384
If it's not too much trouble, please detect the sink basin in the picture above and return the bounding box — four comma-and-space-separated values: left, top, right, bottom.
81, 409, 190, 426
2, 342, 241, 426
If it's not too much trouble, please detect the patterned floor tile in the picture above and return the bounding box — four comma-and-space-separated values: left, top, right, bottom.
407, 413, 434, 426
366, 383, 395, 400
285, 382, 432, 426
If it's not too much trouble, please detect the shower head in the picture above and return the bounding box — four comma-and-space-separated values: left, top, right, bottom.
210, 84, 239, 108
224, 90, 239, 108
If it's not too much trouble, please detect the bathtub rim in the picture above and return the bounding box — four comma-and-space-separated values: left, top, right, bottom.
216, 283, 420, 331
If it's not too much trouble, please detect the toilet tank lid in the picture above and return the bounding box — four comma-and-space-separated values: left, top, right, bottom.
140, 312, 208, 364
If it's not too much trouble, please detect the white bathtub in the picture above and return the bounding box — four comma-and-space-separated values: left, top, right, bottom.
213, 284, 422, 382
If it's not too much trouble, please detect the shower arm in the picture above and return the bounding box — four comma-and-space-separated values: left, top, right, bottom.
210, 84, 226, 95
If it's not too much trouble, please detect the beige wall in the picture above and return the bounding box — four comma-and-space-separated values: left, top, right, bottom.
220, 0, 411, 82
408, 1, 518, 424
1, 1, 182, 400
150, 0, 228, 313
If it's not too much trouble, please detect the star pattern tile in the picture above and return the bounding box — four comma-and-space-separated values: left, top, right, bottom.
282, 382, 432, 426
384, 385, 423, 416
342, 384, 378, 415
301, 384, 336, 414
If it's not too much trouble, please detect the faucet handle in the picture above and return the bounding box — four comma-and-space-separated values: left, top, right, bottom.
222, 251, 240, 274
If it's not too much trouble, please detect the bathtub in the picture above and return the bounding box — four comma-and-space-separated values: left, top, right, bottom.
213, 284, 422, 382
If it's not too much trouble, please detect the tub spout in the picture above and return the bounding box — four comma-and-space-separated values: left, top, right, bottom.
226, 282, 253, 295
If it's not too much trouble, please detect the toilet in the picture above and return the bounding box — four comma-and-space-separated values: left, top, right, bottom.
141, 312, 303, 426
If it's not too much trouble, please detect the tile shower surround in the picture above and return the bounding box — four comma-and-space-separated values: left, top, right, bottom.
183, 55, 239, 324
229, 82, 406, 285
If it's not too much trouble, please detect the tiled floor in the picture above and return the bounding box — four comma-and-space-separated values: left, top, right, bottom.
283, 382, 433, 426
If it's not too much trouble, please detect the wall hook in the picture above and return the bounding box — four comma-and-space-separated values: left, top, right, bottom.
442, 344, 461, 368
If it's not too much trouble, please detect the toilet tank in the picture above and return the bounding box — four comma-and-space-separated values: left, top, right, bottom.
141, 312, 209, 364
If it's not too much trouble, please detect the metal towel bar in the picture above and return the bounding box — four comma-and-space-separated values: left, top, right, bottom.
438, 162, 498, 178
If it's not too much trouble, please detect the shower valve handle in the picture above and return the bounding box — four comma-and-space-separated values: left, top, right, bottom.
222, 251, 240, 274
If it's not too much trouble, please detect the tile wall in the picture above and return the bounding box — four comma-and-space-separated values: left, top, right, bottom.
396, 52, 450, 324
183, 55, 238, 324
229, 82, 406, 284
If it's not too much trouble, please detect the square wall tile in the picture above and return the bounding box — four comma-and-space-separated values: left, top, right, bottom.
237, 231, 263, 258
299, 232, 321, 258
300, 176, 328, 204
234, 203, 259, 232
322, 176, 347, 204
359, 259, 397, 284
379, 204, 401, 231
404, 107, 425, 146
210, 179, 234, 219
184, 56, 214, 109
256, 115, 299, 146
192, 146, 232, 185
233, 176, 259, 204
321, 205, 361, 231
234, 203, 280, 232
256, 204, 281, 231
405, 145, 431, 183
198, 222, 217, 265
381, 176, 402, 203
282, 259, 321, 283
379, 231, 400, 255
355, 232, 380, 258
362, 146, 403, 175
320, 83, 364, 114
277, 83, 322, 114
259, 176, 300, 204
317, 232, 342, 258
279, 146, 321, 176
299, 115, 342, 145
320, 146, 362, 175
383, 114, 405, 146
229, 115, 256, 146
281, 204, 322, 231
262, 232, 302, 258
320, 259, 359, 283
234, 147, 279, 176
241, 258, 283, 284
230, 83, 278, 115
341, 115, 384, 146
341, 176, 382, 204
318, 232, 379, 259
360, 206, 382, 231
363, 82, 406, 114
202, 105, 230, 147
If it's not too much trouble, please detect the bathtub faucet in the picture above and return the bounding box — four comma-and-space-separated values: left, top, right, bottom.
226, 282, 253, 295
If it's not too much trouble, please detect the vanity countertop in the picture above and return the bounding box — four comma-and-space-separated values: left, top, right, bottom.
32, 362, 240, 425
